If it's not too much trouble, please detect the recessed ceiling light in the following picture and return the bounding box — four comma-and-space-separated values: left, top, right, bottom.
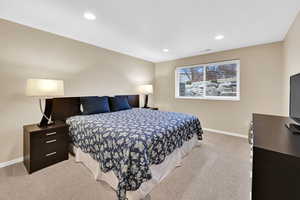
84, 11, 96, 20
215, 35, 224, 40
163, 49, 169, 52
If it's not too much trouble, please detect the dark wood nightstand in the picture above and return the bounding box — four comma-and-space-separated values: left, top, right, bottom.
23, 123, 69, 174
145, 107, 158, 110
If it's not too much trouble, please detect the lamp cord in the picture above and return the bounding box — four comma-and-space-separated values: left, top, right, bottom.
39, 98, 52, 123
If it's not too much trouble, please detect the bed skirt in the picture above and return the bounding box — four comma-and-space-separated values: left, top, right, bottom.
71, 135, 200, 200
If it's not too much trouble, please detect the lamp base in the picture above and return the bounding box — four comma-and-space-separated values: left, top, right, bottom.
143, 94, 149, 108
38, 121, 55, 128
39, 98, 53, 127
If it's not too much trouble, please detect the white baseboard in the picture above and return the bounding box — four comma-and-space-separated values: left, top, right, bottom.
0, 157, 23, 169
203, 128, 248, 139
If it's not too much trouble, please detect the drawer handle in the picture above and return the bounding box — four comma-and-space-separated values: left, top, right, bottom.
46, 139, 57, 144
46, 132, 57, 136
45, 152, 57, 157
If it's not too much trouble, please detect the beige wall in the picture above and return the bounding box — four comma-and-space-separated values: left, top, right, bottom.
154, 42, 284, 136
283, 12, 300, 115
2, 12, 300, 163
0, 19, 154, 163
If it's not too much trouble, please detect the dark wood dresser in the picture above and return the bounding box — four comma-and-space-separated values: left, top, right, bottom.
23, 123, 69, 173
252, 114, 300, 200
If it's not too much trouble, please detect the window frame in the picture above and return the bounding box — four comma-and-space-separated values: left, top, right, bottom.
175, 60, 240, 101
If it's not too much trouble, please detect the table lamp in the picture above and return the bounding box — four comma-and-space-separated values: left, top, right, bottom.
26, 79, 64, 127
139, 84, 153, 108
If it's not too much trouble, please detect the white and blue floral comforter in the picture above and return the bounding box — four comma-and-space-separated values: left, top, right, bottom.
66, 108, 203, 200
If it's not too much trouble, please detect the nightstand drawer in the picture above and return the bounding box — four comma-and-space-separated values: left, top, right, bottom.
31, 137, 68, 160
30, 126, 68, 140
30, 150, 68, 172
31, 132, 66, 147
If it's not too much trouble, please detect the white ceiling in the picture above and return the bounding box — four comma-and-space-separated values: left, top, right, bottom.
0, 0, 300, 63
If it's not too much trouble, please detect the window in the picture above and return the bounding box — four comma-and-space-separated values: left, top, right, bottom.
175, 60, 240, 100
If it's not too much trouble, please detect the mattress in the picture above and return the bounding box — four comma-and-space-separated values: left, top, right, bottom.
72, 134, 200, 200
66, 108, 203, 200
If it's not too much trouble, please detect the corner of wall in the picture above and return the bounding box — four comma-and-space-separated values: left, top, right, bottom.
282, 11, 300, 116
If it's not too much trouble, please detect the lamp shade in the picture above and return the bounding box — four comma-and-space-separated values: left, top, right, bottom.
139, 84, 153, 94
26, 79, 64, 97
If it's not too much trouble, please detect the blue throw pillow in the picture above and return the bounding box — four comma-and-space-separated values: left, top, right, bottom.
80, 96, 110, 115
109, 96, 131, 112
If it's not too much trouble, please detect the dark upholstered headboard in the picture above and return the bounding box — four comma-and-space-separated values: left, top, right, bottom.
51, 95, 140, 122
52, 97, 81, 122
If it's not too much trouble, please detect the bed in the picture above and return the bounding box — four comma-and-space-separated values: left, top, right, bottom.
52, 95, 203, 200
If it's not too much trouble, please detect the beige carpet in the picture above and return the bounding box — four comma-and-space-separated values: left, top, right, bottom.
0, 132, 251, 200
